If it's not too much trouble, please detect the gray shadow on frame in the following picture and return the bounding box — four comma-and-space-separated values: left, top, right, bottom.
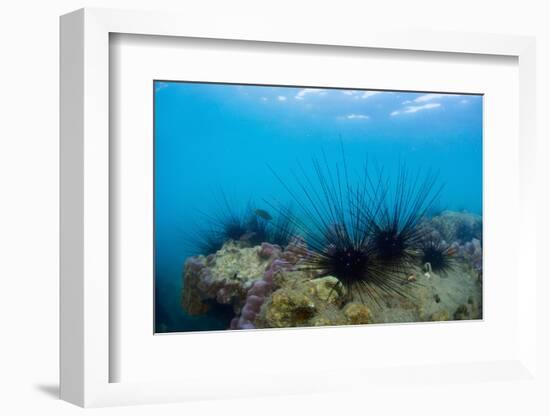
34, 383, 59, 399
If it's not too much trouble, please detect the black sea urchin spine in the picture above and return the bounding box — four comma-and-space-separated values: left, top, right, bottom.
187, 192, 251, 256
420, 239, 457, 276
267, 205, 298, 247
269, 148, 410, 305
365, 164, 444, 275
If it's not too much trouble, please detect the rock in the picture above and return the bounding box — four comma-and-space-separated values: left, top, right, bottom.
310, 310, 347, 327
461, 239, 482, 275
181, 241, 276, 316
180, 221, 482, 329
280, 237, 309, 264
429, 211, 482, 243
430, 310, 450, 321
231, 261, 282, 330
453, 304, 469, 320
258, 242, 281, 260
263, 288, 316, 327
305, 276, 345, 305
310, 316, 334, 327
181, 257, 212, 315
209, 241, 276, 280
271, 269, 298, 288
255, 274, 351, 328
417, 211, 483, 278
343, 302, 373, 324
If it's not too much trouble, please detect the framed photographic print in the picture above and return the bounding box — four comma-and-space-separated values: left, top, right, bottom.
154, 81, 483, 334
60, 8, 538, 408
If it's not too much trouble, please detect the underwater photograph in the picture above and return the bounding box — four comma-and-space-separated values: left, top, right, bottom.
154, 81, 483, 333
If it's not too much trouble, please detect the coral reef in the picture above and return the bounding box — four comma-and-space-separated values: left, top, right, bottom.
181, 210, 483, 330
230, 254, 291, 329
252, 274, 373, 328
420, 210, 482, 243
181, 241, 280, 316
458, 238, 482, 276
268, 154, 430, 305
418, 212, 483, 280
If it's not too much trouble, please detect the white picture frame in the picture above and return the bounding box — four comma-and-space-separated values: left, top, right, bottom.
60, 7, 538, 407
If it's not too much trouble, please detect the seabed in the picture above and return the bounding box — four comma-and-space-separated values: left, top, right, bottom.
180, 210, 482, 330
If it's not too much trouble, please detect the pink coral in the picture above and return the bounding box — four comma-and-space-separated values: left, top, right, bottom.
259, 242, 281, 259
453, 237, 482, 275
231, 256, 293, 329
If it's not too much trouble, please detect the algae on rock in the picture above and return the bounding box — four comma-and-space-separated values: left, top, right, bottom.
181, 241, 277, 315
181, 214, 483, 329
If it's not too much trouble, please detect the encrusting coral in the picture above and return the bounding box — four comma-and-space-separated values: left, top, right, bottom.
181, 209, 483, 330
420, 210, 482, 244
181, 241, 280, 316
417, 211, 482, 280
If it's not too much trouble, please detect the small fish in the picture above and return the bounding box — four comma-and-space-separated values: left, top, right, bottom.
254, 209, 272, 221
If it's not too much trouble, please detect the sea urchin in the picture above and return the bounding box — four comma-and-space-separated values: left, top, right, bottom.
420, 239, 457, 277
269, 148, 410, 305
366, 164, 444, 274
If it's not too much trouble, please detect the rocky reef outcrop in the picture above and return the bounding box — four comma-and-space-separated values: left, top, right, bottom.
182, 239, 375, 329
419, 210, 482, 244
418, 211, 483, 278
255, 275, 373, 328
181, 210, 483, 329
181, 241, 280, 316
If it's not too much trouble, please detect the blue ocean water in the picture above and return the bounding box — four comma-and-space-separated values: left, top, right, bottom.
154, 81, 483, 332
